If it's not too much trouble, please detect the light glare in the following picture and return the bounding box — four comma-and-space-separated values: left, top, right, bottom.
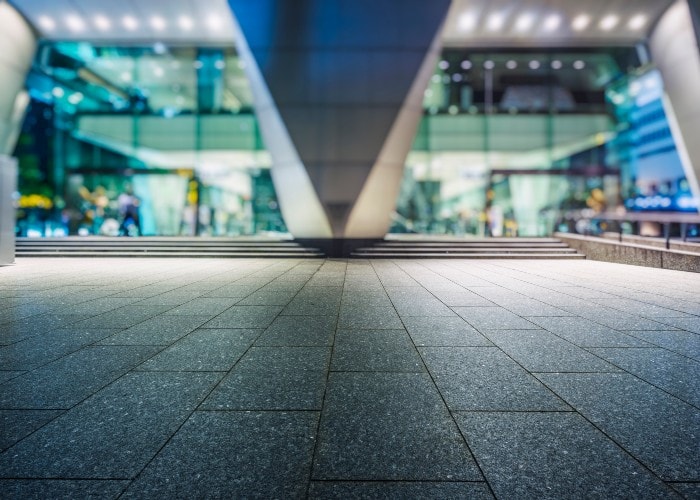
458, 12, 477, 32
487, 13, 504, 31
515, 14, 534, 32
179, 16, 193, 31
600, 15, 619, 31
543, 14, 561, 31
38, 15, 56, 31
123, 16, 138, 31
628, 14, 647, 30
94, 15, 110, 31
65, 15, 85, 32
572, 14, 590, 31
151, 16, 166, 31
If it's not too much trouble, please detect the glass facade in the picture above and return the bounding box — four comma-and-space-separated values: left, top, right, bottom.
13, 42, 698, 238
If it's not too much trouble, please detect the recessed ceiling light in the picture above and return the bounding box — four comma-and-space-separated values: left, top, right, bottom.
484, 60, 495, 70
38, 15, 56, 31
207, 15, 223, 31
153, 66, 164, 78
529, 60, 541, 70
215, 60, 226, 70
452, 73, 463, 82
52, 87, 64, 98
94, 15, 110, 31
543, 14, 561, 31
123, 16, 138, 31
178, 16, 193, 31
487, 13, 505, 31
599, 15, 619, 31
458, 12, 477, 32
573, 60, 586, 70
151, 16, 166, 31
153, 42, 167, 54
461, 60, 472, 70
506, 60, 518, 69
515, 14, 534, 32
551, 60, 563, 69
628, 14, 647, 30
438, 60, 449, 70
572, 14, 590, 31
65, 15, 85, 32
120, 71, 132, 82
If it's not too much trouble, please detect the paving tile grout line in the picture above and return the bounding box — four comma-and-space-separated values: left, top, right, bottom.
370, 259, 499, 499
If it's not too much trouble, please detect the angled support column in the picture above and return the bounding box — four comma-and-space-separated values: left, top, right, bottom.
0, 2, 36, 265
650, 0, 700, 207
229, 0, 450, 240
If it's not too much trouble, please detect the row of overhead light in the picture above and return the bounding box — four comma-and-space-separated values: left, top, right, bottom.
36, 14, 226, 33
438, 59, 586, 72
458, 11, 647, 33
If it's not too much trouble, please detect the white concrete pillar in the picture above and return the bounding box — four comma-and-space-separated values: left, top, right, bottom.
229, 0, 451, 239
649, 0, 700, 207
0, 155, 17, 265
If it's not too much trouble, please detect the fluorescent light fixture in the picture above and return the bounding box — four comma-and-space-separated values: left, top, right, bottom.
458, 12, 477, 32
573, 60, 586, 70
529, 60, 541, 70
551, 60, 563, 69
65, 15, 85, 32
178, 15, 193, 31
37, 15, 56, 31
94, 15, 110, 31
599, 15, 619, 31
123, 16, 138, 31
506, 60, 517, 69
487, 13, 504, 31
628, 14, 647, 30
151, 16, 166, 31
207, 15, 223, 31
515, 14, 534, 32
543, 14, 561, 31
572, 14, 590, 31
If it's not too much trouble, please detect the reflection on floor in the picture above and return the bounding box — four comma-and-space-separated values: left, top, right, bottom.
0, 258, 698, 498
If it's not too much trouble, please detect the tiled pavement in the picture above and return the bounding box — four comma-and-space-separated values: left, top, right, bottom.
0, 257, 698, 499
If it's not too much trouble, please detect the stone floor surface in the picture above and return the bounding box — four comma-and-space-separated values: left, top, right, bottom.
0, 257, 698, 499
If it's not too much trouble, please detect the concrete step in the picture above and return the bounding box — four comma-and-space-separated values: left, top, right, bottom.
15, 237, 323, 258
351, 237, 585, 259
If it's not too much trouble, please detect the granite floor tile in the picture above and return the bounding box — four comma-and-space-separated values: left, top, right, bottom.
137, 329, 260, 371
536, 372, 700, 480
588, 347, 700, 407
498, 300, 572, 317
0, 371, 24, 383
338, 307, 403, 329
420, 347, 570, 411
234, 346, 331, 372
590, 298, 695, 318
453, 307, 538, 330
0, 346, 161, 409
0, 328, 121, 370
201, 305, 283, 329
282, 296, 342, 315
455, 412, 674, 499
255, 315, 337, 346
313, 372, 482, 481
122, 411, 318, 498
525, 316, 649, 347
99, 315, 210, 345
160, 298, 239, 315
0, 314, 94, 345
0, 372, 221, 478
71, 306, 172, 329
331, 329, 424, 372
0, 480, 129, 499
307, 481, 493, 499
341, 291, 393, 308
653, 317, 700, 334
625, 330, 700, 360
402, 316, 493, 346
385, 287, 455, 316
560, 306, 681, 331
482, 330, 619, 373
429, 289, 494, 307
0, 409, 63, 451
200, 368, 327, 410
670, 482, 700, 499
235, 289, 299, 306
